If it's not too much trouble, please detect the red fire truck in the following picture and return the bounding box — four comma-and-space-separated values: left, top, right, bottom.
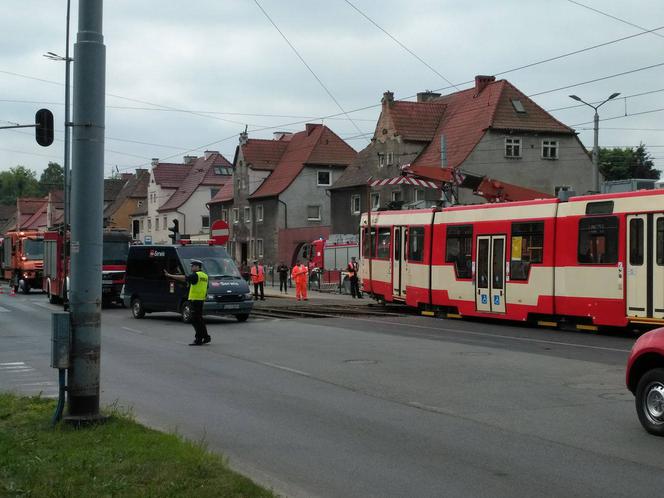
43, 228, 132, 305
301, 235, 359, 292
2, 230, 44, 293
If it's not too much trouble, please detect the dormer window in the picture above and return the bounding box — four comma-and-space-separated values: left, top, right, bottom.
511, 99, 526, 114
214, 166, 232, 175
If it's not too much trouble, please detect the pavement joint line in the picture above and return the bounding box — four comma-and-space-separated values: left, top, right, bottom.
121, 326, 144, 334
333, 316, 632, 353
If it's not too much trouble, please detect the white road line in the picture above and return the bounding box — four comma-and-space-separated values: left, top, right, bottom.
0, 365, 34, 371
260, 361, 311, 377
121, 326, 143, 334
0, 306, 10, 312
0, 362, 25, 366
32, 302, 58, 311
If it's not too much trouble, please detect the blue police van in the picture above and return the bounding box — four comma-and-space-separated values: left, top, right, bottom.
121, 243, 253, 322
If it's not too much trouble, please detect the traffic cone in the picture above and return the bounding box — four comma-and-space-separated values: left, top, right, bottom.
9, 286, 16, 297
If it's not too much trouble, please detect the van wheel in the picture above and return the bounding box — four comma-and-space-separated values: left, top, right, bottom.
131, 298, 145, 319
236, 313, 249, 322
181, 302, 193, 323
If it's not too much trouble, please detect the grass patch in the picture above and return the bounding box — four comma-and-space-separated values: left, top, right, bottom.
0, 393, 277, 497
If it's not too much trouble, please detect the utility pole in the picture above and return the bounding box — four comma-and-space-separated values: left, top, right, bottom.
67, 0, 106, 421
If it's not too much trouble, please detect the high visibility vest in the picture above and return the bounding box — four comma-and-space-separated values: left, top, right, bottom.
251, 265, 265, 283
188, 271, 208, 301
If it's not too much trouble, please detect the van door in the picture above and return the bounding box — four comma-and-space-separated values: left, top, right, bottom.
627, 213, 664, 319
475, 235, 506, 313
392, 226, 407, 299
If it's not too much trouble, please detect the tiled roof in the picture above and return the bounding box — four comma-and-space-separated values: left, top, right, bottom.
249, 124, 357, 200
241, 138, 290, 171
158, 152, 231, 212
153, 163, 191, 189
104, 178, 127, 203
208, 179, 234, 205
104, 169, 149, 219
384, 101, 447, 141
327, 147, 375, 189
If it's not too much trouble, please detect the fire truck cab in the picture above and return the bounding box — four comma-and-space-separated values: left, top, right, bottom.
2, 230, 44, 293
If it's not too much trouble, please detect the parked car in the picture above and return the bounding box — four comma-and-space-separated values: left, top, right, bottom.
122, 244, 253, 322
626, 327, 664, 435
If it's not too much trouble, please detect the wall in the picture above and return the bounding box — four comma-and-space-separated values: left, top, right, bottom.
278, 225, 331, 266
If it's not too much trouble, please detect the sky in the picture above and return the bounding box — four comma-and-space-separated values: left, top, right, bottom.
1, 0, 663, 179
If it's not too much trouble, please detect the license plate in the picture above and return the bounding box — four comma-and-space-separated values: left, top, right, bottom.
225, 304, 240, 309
102, 280, 113, 285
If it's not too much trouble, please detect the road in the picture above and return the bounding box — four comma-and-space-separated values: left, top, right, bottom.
1, 290, 663, 497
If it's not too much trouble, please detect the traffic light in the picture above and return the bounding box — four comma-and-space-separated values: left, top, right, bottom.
35, 108, 54, 147
168, 219, 180, 244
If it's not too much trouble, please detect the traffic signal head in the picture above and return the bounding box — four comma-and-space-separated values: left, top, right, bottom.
35, 108, 54, 147
168, 219, 180, 244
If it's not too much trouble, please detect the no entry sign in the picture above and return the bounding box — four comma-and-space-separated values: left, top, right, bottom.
210, 219, 230, 245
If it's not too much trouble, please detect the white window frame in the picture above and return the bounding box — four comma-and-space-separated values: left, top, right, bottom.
378, 154, 385, 168
391, 190, 402, 202
163, 216, 167, 228
244, 206, 251, 223
541, 139, 559, 160
201, 215, 210, 229
233, 208, 239, 224
505, 137, 522, 158
317, 170, 332, 186
140, 219, 144, 231
371, 192, 380, 210
256, 204, 264, 222
256, 239, 264, 258
351, 194, 361, 214
221, 209, 228, 222
147, 218, 152, 232
155, 217, 160, 231
307, 205, 322, 221
386, 152, 394, 165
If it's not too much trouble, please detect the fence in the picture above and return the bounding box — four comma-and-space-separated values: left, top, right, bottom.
243, 266, 351, 294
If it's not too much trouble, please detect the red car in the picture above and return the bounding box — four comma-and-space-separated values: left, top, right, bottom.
626, 327, 664, 435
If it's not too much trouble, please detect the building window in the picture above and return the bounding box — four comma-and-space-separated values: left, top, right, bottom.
202, 215, 210, 229
221, 209, 228, 222
511, 99, 526, 114
155, 217, 160, 231
578, 216, 618, 264
541, 140, 558, 159
391, 190, 402, 202
307, 205, 321, 221
505, 137, 521, 158
386, 152, 394, 165
351, 194, 361, 214
510, 222, 544, 280
244, 207, 251, 223
414, 189, 424, 202
250, 239, 255, 259
147, 218, 152, 232
371, 193, 380, 210
256, 239, 263, 258
233, 208, 239, 224
163, 216, 167, 228
140, 219, 144, 231
378, 154, 385, 168
213, 166, 231, 175
317, 171, 331, 186
256, 205, 264, 222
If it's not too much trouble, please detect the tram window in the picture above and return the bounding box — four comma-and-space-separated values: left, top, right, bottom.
362, 227, 375, 259
658, 218, 664, 266
577, 216, 618, 264
629, 218, 644, 266
376, 228, 391, 259
445, 225, 472, 279
409, 227, 425, 262
586, 201, 614, 215
510, 221, 544, 280
492, 238, 505, 289
477, 239, 489, 289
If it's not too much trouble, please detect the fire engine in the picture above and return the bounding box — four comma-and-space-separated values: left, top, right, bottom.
43, 228, 132, 305
1, 230, 44, 293
301, 235, 359, 291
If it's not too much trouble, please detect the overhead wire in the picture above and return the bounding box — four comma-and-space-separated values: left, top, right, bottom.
567, 0, 664, 39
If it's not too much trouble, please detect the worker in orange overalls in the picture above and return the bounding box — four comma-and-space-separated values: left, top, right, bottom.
291, 259, 309, 301
250, 259, 265, 301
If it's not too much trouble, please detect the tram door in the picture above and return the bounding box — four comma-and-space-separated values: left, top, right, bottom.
475, 235, 506, 313
626, 214, 664, 319
392, 226, 407, 299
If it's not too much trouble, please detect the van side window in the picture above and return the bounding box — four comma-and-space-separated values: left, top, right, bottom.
510, 221, 544, 280
408, 227, 425, 262
445, 225, 472, 279
578, 216, 618, 264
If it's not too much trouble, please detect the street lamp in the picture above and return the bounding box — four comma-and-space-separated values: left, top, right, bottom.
569, 92, 621, 192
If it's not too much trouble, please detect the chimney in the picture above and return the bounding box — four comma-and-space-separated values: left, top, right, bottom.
273, 131, 293, 140
151, 158, 159, 167
417, 91, 441, 103
239, 130, 249, 145
474, 75, 495, 95
204, 150, 219, 160
183, 155, 197, 164
305, 123, 320, 136
382, 90, 394, 107
135, 168, 147, 175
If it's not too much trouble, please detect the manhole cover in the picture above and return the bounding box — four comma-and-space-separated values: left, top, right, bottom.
344, 359, 378, 365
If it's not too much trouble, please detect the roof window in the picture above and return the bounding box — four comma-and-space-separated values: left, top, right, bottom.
511, 99, 526, 114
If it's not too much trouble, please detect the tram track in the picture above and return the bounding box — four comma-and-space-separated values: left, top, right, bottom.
250, 303, 413, 320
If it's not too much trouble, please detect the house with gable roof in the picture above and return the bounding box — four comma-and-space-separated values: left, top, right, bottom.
330, 75, 594, 234
132, 151, 232, 244
209, 124, 357, 265
104, 169, 150, 235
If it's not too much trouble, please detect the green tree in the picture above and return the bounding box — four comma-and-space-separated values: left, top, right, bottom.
599, 143, 660, 181
39, 162, 64, 195
0, 166, 41, 205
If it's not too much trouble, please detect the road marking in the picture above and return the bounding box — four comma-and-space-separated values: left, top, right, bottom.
32, 302, 58, 311
0, 306, 10, 312
0, 362, 25, 366
337, 316, 632, 353
121, 326, 143, 334
260, 361, 311, 377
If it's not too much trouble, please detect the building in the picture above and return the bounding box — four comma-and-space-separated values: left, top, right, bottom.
104, 169, 149, 234
209, 124, 357, 265
330, 75, 594, 234
132, 151, 232, 244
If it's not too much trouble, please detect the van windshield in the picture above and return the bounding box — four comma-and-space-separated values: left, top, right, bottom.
176, 245, 241, 278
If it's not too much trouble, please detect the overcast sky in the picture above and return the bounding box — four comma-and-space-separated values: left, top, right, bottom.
1, 0, 663, 178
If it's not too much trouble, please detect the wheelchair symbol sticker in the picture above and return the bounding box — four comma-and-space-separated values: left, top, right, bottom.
494, 295, 500, 305
481, 295, 488, 304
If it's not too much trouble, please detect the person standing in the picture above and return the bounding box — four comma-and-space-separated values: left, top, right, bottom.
164, 259, 211, 346
277, 262, 290, 294
291, 260, 309, 301
347, 256, 362, 298
250, 259, 265, 300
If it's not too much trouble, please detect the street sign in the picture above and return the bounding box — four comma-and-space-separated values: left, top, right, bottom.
210, 220, 229, 245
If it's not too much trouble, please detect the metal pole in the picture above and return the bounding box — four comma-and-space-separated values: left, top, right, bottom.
67, 0, 106, 420
62, 0, 72, 300
592, 110, 600, 192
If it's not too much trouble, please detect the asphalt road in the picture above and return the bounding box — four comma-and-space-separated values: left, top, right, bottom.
1, 290, 663, 497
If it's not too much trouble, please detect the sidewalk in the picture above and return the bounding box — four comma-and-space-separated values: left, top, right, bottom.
252, 284, 368, 309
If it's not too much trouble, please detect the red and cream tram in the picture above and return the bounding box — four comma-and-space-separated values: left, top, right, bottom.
360, 189, 664, 330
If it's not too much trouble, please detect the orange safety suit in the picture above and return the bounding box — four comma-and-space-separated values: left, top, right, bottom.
291, 264, 308, 300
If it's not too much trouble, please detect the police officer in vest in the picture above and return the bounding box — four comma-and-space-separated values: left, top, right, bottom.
164, 259, 211, 346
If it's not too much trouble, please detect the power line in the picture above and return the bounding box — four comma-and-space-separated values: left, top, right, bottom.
567, 0, 664, 39
342, 0, 459, 90
571, 106, 664, 126
547, 87, 664, 112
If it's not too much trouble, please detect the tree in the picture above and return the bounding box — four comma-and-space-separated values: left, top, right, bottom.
39, 162, 64, 195
0, 166, 41, 205
599, 143, 660, 181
